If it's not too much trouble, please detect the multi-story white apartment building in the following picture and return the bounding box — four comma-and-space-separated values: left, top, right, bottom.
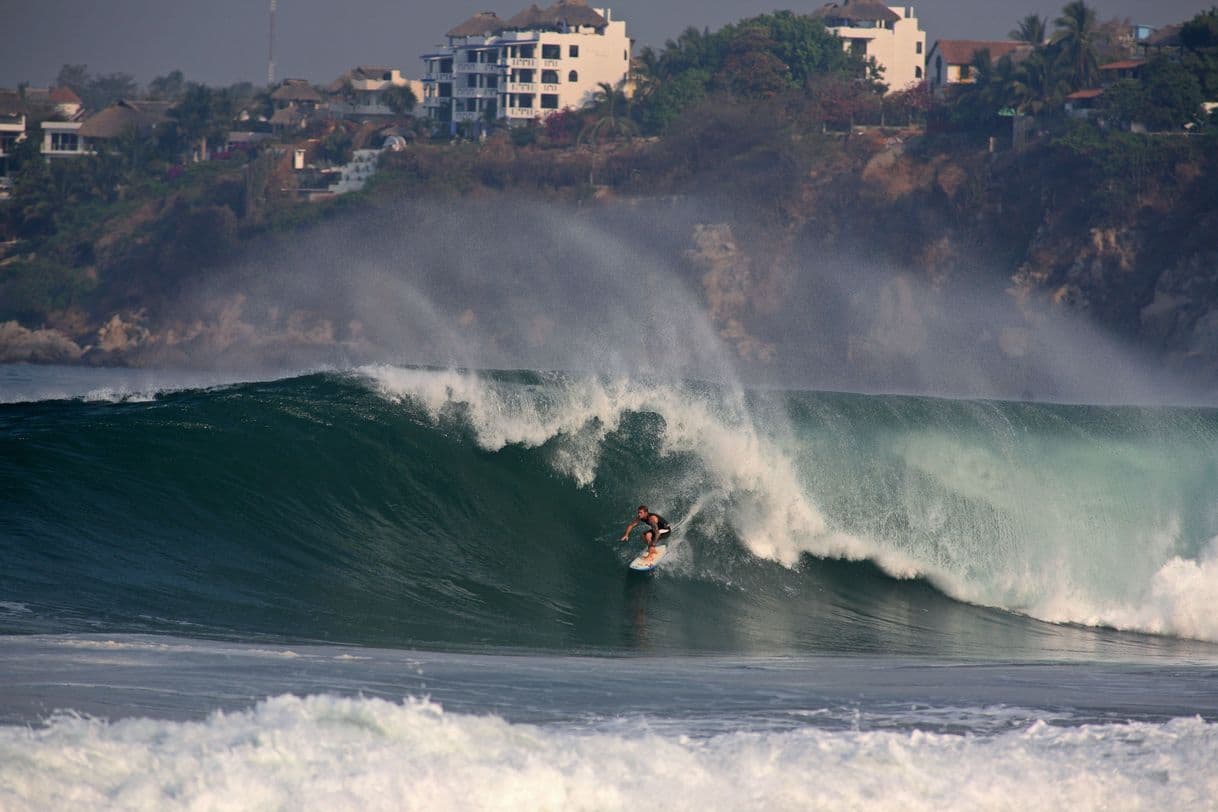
422, 0, 630, 133
812, 1, 927, 93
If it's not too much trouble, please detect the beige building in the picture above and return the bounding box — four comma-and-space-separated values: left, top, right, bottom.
328, 66, 424, 118
422, 0, 630, 133
813, 1, 927, 93
925, 40, 1032, 95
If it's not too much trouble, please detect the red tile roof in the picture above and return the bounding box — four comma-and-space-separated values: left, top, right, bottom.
1100, 59, 1147, 71
932, 40, 1031, 65
48, 86, 81, 105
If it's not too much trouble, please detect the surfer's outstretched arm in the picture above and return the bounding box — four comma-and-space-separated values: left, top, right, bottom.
620, 520, 639, 541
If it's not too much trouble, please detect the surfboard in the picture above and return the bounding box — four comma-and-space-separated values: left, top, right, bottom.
628, 545, 668, 572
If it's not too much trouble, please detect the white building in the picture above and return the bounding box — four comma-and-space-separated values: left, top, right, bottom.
422, 0, 630, 133
812, 1, 927, 93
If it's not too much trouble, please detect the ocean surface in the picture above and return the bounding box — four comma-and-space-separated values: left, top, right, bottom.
2, 362, 1217, 810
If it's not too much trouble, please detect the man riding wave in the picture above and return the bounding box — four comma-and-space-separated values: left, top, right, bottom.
620, 505, 670, 561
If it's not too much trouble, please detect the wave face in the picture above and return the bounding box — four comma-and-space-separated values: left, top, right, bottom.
3, 367, 1218, 654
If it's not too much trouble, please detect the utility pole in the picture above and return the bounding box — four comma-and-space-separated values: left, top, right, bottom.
267, 0, 277, 86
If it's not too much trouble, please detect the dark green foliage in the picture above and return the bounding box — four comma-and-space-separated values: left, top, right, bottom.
148, 70, 187, 101
630, 11, 876, 135
382, 84, 418, 116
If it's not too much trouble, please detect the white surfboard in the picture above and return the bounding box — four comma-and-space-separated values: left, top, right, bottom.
628, 545, 668, 572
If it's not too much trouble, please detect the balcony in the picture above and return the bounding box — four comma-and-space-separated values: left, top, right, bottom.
506, 82, 537, 93
505, 107, 539, 119
505, 57, 538, 69
454, 111, 481, 122
455, 86, 499, 98
423, 96, 451, 108
456, 62, 501, 74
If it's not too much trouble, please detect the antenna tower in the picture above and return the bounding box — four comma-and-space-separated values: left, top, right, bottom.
267, 0, 277, 86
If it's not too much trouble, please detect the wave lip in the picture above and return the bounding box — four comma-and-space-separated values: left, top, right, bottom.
1, 695, 1215, 812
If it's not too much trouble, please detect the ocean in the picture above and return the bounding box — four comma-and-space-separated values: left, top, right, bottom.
2, 362, 1217, 810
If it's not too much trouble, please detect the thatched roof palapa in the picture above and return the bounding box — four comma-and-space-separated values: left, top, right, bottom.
271, 79, 323, 103
447, 11, 505, 38
78, 100, 169, 139
505, 0, 607, 32
813, 0, 901, 25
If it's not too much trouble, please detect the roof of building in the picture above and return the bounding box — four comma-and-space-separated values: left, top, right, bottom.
0, 90, 26, 117
505, 0, 607, 31
1066, 88, 1105, 100
812, 0, 901, 25
48, 86, 81, 105
271, 79, 323, 103
1100, 59, 1148, 71
1143, 24, 1182, 48
447, 11, 505, 37
931, 39, 1031, 65
270, 106, 311, 126
78, 99, 169, 139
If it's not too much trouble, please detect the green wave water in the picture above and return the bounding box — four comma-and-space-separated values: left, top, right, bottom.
3, 366, 1217, 658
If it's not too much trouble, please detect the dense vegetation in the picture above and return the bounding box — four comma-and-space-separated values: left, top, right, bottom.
1, 4, 1216, 366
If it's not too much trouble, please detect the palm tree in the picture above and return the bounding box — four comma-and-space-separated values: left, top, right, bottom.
1009, 14, 1048, 45
1051, 0, 1100, 90
578, 80, 637, 185
1010, 49, 1070, 113
578, 81, 638, 147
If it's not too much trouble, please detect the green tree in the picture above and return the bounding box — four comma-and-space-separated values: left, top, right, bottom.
579, 80, 638, 147
1010, 48, 1070, 113
1139, 58, 1204, 130
83, 73, 140, 112
55, 64, 90, 95
1010, 14, 1048, 45
148, 70, 187, 100
170, 83, 233, 161
383, 84, 418, 116
1051, 1, 1101, 90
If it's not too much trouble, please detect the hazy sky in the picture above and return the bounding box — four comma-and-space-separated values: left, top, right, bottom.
1, 1, 1209, 89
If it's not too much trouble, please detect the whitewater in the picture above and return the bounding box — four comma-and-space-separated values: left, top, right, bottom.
3, 362, 1218, 810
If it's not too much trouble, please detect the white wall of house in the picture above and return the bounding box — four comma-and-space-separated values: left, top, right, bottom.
825, 5, 926, 93
41, 121, 86, 158
423, 8, 630, 130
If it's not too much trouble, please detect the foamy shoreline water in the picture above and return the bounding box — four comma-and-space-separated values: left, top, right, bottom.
1, 695, 1214, 812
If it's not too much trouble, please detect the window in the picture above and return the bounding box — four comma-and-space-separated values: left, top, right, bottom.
916, 41, 923, 55
467, 74, 478, 88
960, 64, 971, 80
520, 45, 535, 59
440, 59, 453, 73
518, 69, 534, 83
569, 45, 579, 57
541, 94, 559, 109
51, 132, 78, 151
915, 66, 923, 79
541, 70, 559, 84
568, 70, 579, 82
542, 44, 561, 60
519, 94, 534, 108
439, 83, 452, 98
467, 50, 478, 62
487, 75, 498, 89
935, 56, 942, 85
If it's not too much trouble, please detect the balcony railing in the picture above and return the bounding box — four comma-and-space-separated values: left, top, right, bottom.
455, 86, 499, 98
506, 82, 537, 93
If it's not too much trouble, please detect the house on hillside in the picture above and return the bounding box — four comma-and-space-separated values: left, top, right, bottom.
270, 79, 324, 133
812, 1, 927, 93
925, 39, 1032, 95
0, 92, 28, 179
41, 99, 172, 158
328, 66, 423, 119
422, 0, 631, 135
22, 86, 83, 121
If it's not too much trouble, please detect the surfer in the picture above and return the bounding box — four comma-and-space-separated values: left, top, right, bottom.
620, 505, 670, 560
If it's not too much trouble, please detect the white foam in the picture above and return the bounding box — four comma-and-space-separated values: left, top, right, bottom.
360, 366, 1218, 644
0, 695, 1214, 812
